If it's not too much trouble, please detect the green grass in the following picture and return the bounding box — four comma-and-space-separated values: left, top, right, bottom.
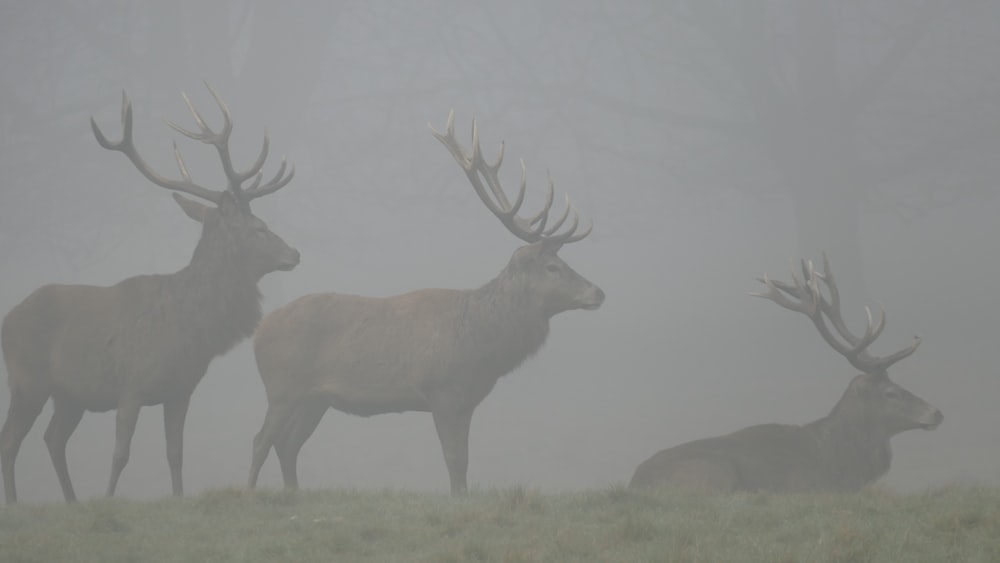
1, 485, 998, 563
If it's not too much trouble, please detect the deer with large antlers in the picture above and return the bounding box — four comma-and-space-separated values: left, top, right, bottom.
0, 84, 298, 504
629, 255, 942, 492
247, 111, 604, 494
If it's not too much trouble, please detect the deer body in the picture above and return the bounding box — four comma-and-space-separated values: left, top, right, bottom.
5, 237, 265, 409
257, 283, 552, 418
629, 256, 941, 493
1, 85, 297, 504
630, 374, 940, 492
247, 112, 603, 494
631, 423, 831, 493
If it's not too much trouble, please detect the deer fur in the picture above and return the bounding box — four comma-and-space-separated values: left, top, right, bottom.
246, 113, 604, 494
629, 372, 942, 492
0, 86, 298, 503
629, 256, 942, 493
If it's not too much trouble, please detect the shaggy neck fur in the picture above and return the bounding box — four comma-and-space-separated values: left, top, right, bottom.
167, 226, 264, 362
458, 266, 552, 380
805, 389, 893, 491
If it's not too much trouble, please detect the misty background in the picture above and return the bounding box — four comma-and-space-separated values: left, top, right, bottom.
1, 1, 998, 503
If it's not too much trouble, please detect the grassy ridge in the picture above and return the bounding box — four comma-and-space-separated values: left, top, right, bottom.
1, 486, 998, 563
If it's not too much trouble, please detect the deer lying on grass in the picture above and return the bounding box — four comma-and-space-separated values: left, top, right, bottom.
0, 85, 298, 504
629, 255, 942, 493
247, 111, 604, 494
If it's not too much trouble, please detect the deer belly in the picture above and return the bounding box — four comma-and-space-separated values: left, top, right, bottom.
51, 383, 120, 413
323, 373, 428, 416
49, 357, 121, 412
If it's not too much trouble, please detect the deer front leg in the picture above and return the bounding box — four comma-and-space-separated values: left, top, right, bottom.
106, 398, 142, 497
432, 406, 474, 495
163, 396, 191, 497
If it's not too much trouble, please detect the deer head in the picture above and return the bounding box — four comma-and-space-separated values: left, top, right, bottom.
91, 83, 300, 279
430, 110, 604, 316
752, 254, 942, 434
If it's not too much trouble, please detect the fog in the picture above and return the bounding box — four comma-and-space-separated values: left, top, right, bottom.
1, 1, 998, 503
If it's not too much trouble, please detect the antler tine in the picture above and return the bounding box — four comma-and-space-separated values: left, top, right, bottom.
755, 254, 921, 374
821, 252, 837, 303
506, 158, 527, 217
813, 254, 885, 355
165, 82, 291, 201
757, 259, 815, 305
242, 133, 271, 183
810, 252, 887, 359
164, 88, 232, 145
172, 141, 194, 184
799, 258, 813, 291
526, 179, 595, 245
472, 119, 522, 213
90, 91, 129, 150
91, 90, 223, 204
541, 191, 570, 236
543, 201, 594, 245
429, 111, 503, 220
750, 272, 818, 315
431, 111, 534, 242
862, 305, 887, 346
429, 110, 464, 165
244, 157, 296, 201
165, 84, 248, 193
431, 110, 595, 246
527, 174, 557, 231
555, 215, 594, 244
813, 253, 851, 342
757, 264, 870, 371
878, 334, 922, 367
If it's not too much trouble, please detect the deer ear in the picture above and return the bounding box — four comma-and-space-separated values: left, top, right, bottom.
172, 193, 210, 223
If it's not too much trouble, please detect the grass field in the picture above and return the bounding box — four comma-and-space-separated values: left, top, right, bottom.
1, 485, 998, 563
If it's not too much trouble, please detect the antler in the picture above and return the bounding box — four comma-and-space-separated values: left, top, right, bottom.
750, 253, 921, 374
91, 83, 294, 206
429, 110, 591, 246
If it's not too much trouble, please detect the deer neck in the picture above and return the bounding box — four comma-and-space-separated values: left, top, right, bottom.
460, 273, 552, 377
168, 236, 264, 358
805, 397, 894, 490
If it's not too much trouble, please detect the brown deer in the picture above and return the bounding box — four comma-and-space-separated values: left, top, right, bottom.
246, 111, 604, 494
0, 85, 299, 504
629, 255, 942, 493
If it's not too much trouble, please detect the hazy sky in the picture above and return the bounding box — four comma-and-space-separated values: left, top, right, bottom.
1, 1, 998, 503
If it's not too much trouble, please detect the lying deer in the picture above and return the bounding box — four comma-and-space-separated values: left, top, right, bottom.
629, 255, 942, 492
247, 111, 604, 494
1, 85, 298, 503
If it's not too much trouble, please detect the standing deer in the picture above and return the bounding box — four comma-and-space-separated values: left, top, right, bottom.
629, 255, 942, 492
246, 111, 604, 494
0, 85, 299, 504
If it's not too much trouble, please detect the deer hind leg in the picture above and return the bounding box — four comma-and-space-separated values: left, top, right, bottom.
43, 397, 85, 503
247, 400, 296, 490
106, 398, 142, 497
273, 401, 326, 491
0, 386, 48, 504
431, 406, 474, 495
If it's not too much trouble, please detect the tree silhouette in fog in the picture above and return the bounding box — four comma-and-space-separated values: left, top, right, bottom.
578, 1, 1000, 297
